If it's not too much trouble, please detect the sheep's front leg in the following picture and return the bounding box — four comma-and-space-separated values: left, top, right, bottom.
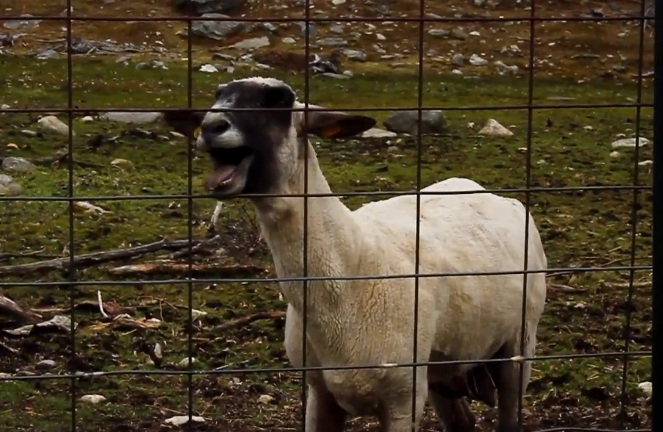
377, 374, 427, 432
305, 384, 348, 432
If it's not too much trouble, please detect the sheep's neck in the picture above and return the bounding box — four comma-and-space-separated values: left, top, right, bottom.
252, 146, 366, 342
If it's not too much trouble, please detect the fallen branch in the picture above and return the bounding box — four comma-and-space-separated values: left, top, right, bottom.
0, 295, 42, 323
0, 340, 18, 354
108, 260, 264, 277
0, 238, 202, 277
604, 281, 652, 289
169, 235, 223, 259
548, 283, 588, 294
212, 310, 285, 334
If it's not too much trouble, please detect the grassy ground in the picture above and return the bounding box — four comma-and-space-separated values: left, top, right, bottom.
0, 1, 655, 430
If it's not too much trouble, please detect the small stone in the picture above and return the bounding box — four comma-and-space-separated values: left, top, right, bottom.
478, 119, 513, 137
638, 160, 653, 166
199, 63, 219, 73
164, 415, 205, 426
0, 174, 21, 196
35, 359, 56, 371
638, 381, 652, 396
376, 33, 386, 41
99, 112, 162, 124
282, 37, 296, 44
230, 36, 270, 50
2, 157, 36, 173
178, 357, 196, 367
451, 53, 464, 66
451, 69, 463, 75
427, 29, 449, 38
80, 394, 106, 404
257, 394, 274, 404
6, 143, 18, 149
317, 37, 348, 47
21, 130, 37, 137
110, 158, 133, 169
38, 115, 72, 135
80, 116, 94, 122
469, 54, 488, 66
611, 137, 651, 149
610, 151, 621, 158
362, 128, 397, 138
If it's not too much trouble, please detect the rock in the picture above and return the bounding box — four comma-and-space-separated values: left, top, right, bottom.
35, 359, 56, 371
638, 381, 652, 396
451, 28, 468, 40
383, 110, 448, 135
0, 174, 21, 196
6, 143, 18, 150
80, 116, 94, 122
35, 49, 59, 60
342, 49, 367, 62
639, 160, 653, 166
610, 151, 621, 158
469, 54, 488, 66
111, 159, 134, 170
362, 128, 397, 138
230, 36, 270, 50
3, 14, 40, 30
99, 112, 163, 124
428, 29, 449, 37
80, 394, 106, 404
494, 60, 519, 74
282, 37, 296, 44
451, 69, 463, 75
2, 157, 36, 173
317, 37, 348, 47
173, 0, 245, 15
199, 63, 219, 73
478, 119, 513, 137
611, 137, 651, 149
178, 357, 197, 367
376, 33, 386, 41
451, 53, 464, 66
257, 394, 274, 404
38, 115, 71, 135
21, 130, 37, 137
190, 14, 244, 40
164, 415, 205, 426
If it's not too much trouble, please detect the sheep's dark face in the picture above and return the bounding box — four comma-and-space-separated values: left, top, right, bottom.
196, 77, 297, 198
195, 77, 377, 199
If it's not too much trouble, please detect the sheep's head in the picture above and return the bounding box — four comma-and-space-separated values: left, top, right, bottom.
184, 77, 376, 198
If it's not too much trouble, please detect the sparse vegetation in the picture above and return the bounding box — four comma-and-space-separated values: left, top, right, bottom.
0, 0, 653, 431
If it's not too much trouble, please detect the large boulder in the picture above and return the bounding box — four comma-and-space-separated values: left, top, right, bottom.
189, 13, 245, 40
383, 110, 448, 135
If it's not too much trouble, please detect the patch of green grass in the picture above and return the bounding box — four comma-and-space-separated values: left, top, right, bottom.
0, 56, 653, 431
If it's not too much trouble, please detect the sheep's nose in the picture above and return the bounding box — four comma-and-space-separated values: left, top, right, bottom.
201, 118, 230, 142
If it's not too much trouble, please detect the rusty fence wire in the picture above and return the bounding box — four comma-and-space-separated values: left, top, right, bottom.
0, 0, 658, 431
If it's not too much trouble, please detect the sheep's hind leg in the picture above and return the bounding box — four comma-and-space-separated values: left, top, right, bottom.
494, 341, 532, 432
429, 393, 476, 432
305, 384, 347, 432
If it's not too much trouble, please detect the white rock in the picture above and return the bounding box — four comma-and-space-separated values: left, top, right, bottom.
610, 151, 621, 158
469, 31, 480, 36
199, 64, 218, 73
178, 357, 196, 367
191, 309, 207, 320
451, 68, 463, 75
478, 119, 513, 137
332, 0, 346, 4
469, 54, 488, 66
282, 37, 296, 44
230, 36, 270, 50
638, 160, 653, 166
80, 394, 106, 404
164, 415, 205, 426
611, 137, 651, 149
257, 394, 274, 404
362, 128, 397, 138
376, 33, 386, 41
0, 104, 10, 110
111, 158, 133, 169
38, 115, 73, 136
638, 381, 652, 396
80, 116, 94, 122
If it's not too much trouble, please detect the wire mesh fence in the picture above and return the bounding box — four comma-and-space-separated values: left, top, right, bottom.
0, 0, 656, 431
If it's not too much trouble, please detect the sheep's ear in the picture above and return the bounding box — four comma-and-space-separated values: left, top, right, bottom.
303, 110, 376, 139
161, 110, 206, 139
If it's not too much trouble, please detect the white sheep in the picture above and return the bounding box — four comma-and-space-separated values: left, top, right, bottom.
178, 76, 548, 432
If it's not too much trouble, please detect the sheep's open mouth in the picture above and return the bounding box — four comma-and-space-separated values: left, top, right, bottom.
205, 146, 254, 193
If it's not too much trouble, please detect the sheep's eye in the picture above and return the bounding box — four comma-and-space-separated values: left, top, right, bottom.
214, 85, 227, 100
263, 87, 293, 109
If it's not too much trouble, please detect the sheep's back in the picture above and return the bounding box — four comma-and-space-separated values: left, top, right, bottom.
353, 177, 547, 360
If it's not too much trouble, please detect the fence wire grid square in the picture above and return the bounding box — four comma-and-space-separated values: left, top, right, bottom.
0, 0, 658, 431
